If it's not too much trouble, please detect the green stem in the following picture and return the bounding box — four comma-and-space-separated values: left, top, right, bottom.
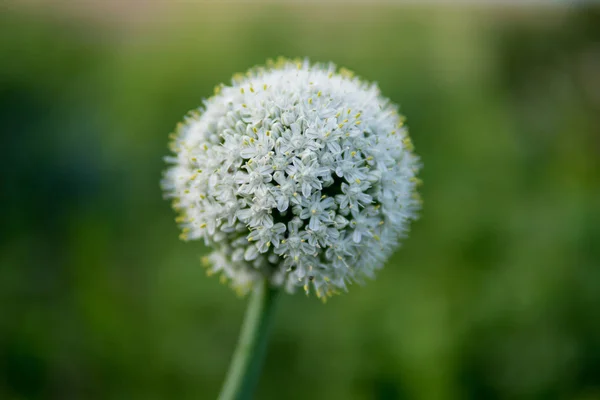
218, 280, 280, 400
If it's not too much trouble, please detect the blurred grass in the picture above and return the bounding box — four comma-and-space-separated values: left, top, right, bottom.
1, 4, 600, 400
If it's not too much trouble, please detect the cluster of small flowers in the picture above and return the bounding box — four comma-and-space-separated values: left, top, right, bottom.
162, 58, 421, 299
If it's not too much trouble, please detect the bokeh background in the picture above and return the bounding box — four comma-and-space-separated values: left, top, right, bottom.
2, 2, 600, 399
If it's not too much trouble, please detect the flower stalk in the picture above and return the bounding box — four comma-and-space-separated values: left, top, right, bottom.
218, 280, 280, 400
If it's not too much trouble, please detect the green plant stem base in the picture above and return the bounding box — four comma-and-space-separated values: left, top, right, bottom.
218, 280, 280, 400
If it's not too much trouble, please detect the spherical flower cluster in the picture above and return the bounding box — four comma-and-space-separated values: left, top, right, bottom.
162, 58, 421, 299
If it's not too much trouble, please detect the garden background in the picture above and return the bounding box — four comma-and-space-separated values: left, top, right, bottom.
1, 2, 599, 399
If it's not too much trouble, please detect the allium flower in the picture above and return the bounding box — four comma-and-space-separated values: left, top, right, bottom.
162, 58, 421, 299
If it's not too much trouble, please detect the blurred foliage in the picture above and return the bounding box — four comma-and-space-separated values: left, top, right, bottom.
1, 4, 600, 400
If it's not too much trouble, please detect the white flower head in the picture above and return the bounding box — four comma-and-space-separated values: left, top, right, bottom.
162, 58, 421, 300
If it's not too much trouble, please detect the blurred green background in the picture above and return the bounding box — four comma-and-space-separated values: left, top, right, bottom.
1, 3, 600, 399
